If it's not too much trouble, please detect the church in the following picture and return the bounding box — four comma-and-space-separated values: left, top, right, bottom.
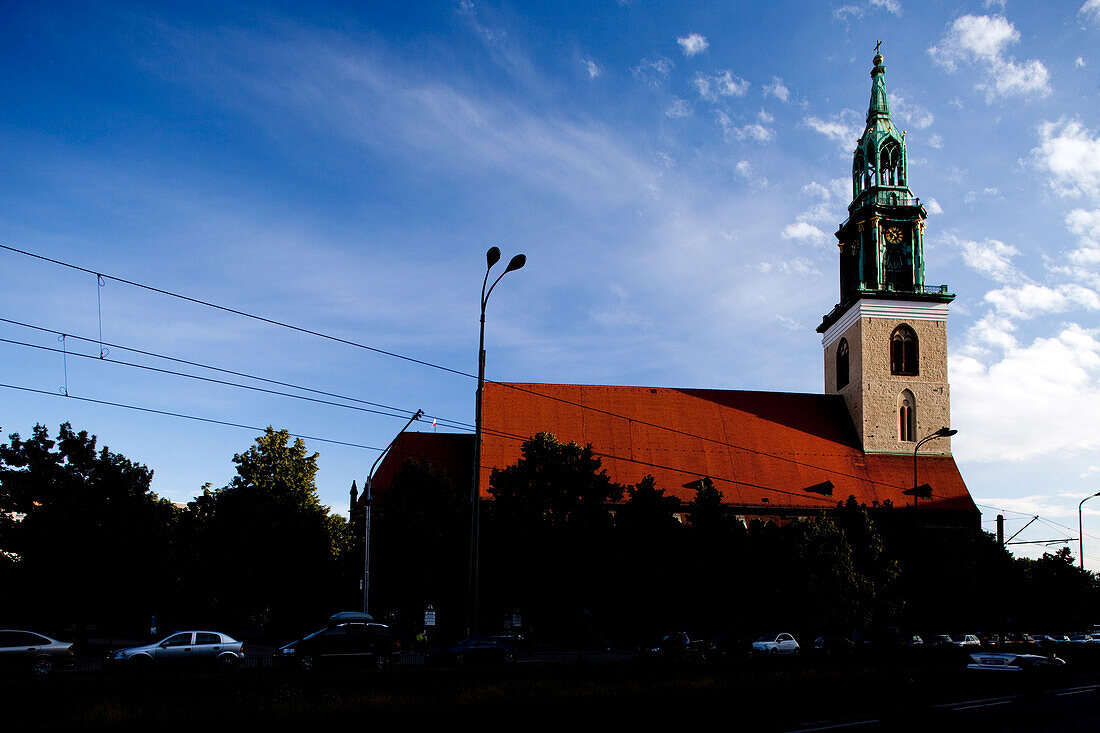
362, 51, 979, 529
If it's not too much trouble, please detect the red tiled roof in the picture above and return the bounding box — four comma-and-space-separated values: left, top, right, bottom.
478, 382, 977, 515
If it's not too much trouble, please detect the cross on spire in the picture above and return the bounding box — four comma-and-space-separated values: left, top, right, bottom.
874, 40, 882, 54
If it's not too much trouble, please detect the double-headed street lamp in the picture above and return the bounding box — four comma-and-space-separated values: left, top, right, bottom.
468, 246, 525, 636
1079, 491, 1100, 569
909, 426, 957, 508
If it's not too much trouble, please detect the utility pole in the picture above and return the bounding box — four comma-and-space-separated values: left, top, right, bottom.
996, 514, 1004, 548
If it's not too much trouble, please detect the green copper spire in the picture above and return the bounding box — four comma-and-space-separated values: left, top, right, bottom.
819, 46, 954, 335
852, 49, 907, 203
867, 52, 890, 122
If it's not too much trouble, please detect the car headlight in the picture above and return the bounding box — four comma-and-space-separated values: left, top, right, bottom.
112, 651, 127, 660
280, 647, 295, 655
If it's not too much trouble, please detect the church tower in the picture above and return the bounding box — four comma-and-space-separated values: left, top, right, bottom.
818, 50, 955, 455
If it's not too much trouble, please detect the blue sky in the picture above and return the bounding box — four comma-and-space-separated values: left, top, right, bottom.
3, 1, 1100, 564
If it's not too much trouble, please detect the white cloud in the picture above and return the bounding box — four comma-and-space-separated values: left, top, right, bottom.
804, 110, 862, 151
734, 160, 768, 188
953, 236, 1020, 282
1082, 0, 1100, 24
764, 76, 790, 102
781, 221, 829, 246
833, 5, 863, 22
984, 0, 1006, 8
633, 57, 673, 86
582, 59, 601, 79
984, 283, 1100, 319
952, 325, 1100, 462
928, 15, 1051, 101
757, 109, 774, 124
801, 181, 830, 200
693, 70, 749, 100
891, 93, 934, 129
677, 33, 709, 56
1076, 57, 1087, 68
870, 0, 902, 15
716, 111, 774, 143
927, 133, 944, 148
926, 197, 944, 214
665, 97, 691, 118
1033, 119, 1100, 201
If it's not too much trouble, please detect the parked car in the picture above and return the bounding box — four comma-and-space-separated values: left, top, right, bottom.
109, 631, 243, 668
926, 634, 954, 648
1068, 634, 1093, 644
427, 636, 518, 666
274, 621, 399, 671
967, 651, 1066, 675
0, 630, 73, 676
811, 634, 854, 658
751, 633, 799, 656
951, 634, 981, 648
642, 632, 712, 663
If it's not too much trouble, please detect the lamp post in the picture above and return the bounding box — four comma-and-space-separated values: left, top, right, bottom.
468, 246, 525, 636
911, 426, 957, 508
1079, 491, 1100, 569
364, 409, 424, 615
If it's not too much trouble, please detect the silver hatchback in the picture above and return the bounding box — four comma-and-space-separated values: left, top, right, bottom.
109, 631, 243, 668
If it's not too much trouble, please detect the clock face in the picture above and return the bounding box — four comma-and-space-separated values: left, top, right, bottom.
884, 227, 904, 244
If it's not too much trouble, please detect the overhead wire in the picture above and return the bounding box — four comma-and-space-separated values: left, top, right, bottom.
0, 382, 385, 452
0, 243, 976, 498
0, 332, 473, 431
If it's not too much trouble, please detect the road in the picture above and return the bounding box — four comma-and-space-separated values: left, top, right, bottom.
6, 650, 1100, 730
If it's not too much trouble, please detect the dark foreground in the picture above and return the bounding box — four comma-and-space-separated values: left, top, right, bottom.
6, 653, 1100, 731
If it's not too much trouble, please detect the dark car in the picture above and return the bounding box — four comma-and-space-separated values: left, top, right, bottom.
428, 636, 518, 666
811, 634, 854, 658
0, 630, 73, 676
274, 622, 400, 671
643, 632, 712, 663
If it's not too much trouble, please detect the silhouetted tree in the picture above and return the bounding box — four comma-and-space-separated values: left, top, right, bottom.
180, 428, 351, 635
0, 423, 178, 632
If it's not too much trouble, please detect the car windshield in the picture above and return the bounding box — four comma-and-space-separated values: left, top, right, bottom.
756, 635, 777, 642
302, 628, 328, 642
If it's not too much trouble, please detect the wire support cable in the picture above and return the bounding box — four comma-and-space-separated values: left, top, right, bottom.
0, 243, 474, 379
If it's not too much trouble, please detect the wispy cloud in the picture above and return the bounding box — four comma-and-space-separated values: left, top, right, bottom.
764, 76, 790, 102
804, 110, 862, 151
582, 58, 601, 79
633, 56, 673, 86
693, 70, 750, 100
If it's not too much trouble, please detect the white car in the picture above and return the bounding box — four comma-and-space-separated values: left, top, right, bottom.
109, 631, 244, 668
752, 633, 799, 655
951, 634, 981, 648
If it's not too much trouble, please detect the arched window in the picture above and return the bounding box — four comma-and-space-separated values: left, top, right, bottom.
898, 390, 916, 442
836, 339, 850, 389
890, 325, 919, 376
880, 141, 900, 186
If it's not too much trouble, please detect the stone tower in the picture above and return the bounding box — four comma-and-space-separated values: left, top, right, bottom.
818, 51, 955, 455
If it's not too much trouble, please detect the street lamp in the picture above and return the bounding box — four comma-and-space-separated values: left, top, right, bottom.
364, 409, 424, 615
468, 246, 526, 636
910, 426, 957, 508
1079, 491, 1100, 569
